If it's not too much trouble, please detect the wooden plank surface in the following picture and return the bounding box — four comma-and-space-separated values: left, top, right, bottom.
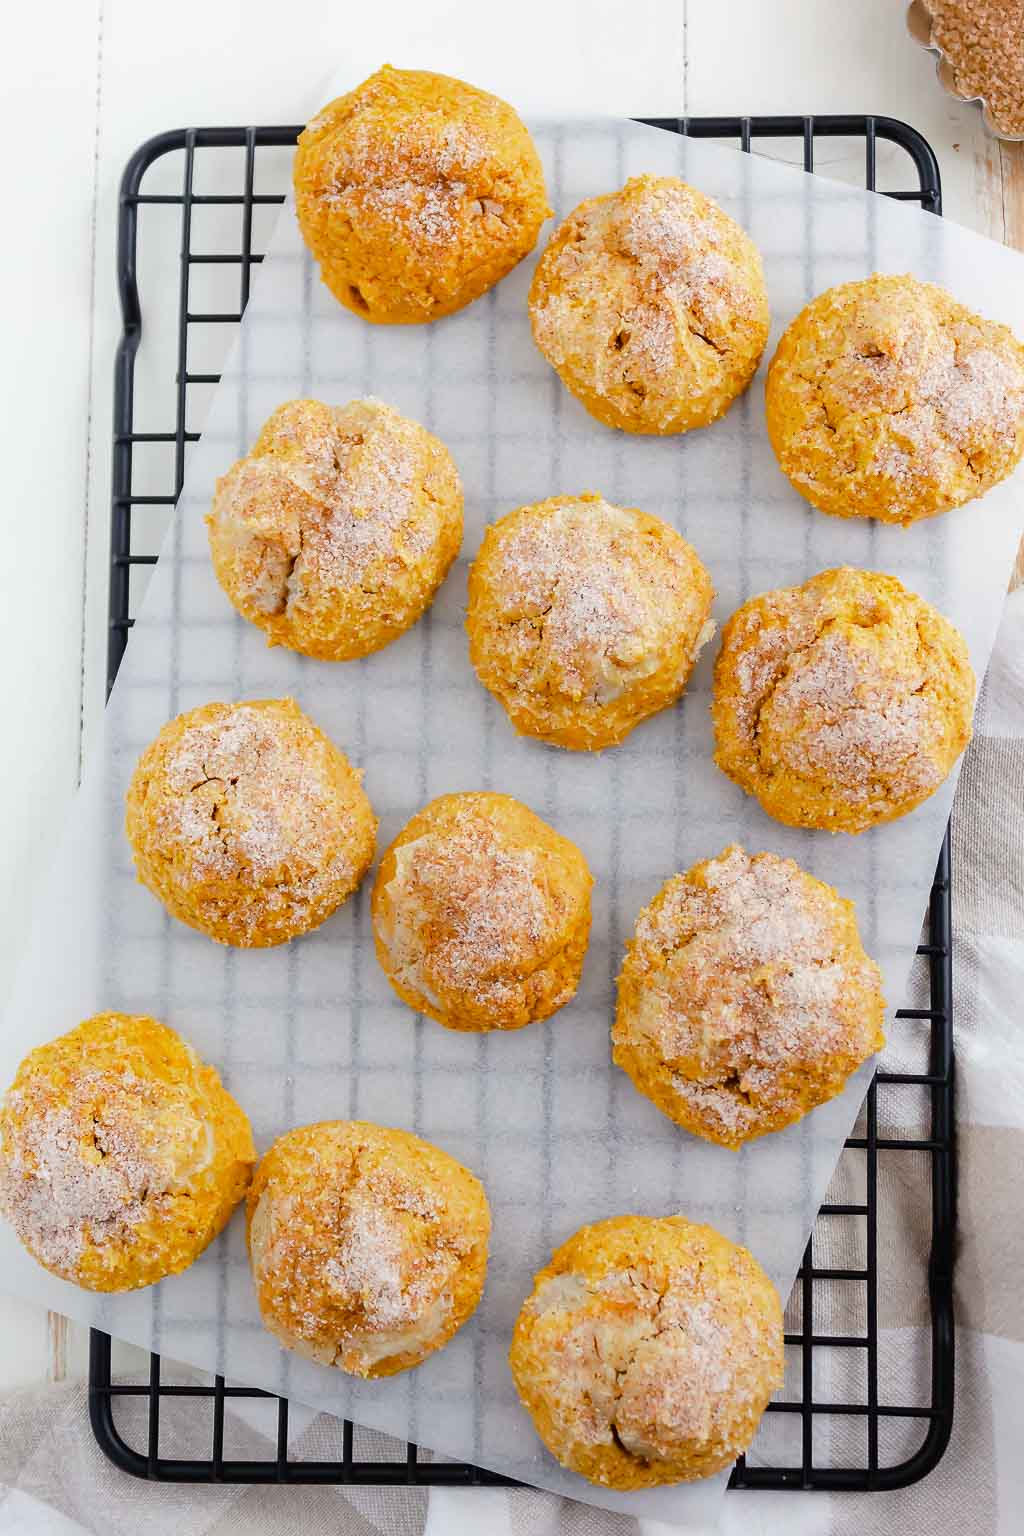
979, 139, 1024, 588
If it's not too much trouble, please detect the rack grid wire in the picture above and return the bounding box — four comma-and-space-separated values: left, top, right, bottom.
92, 114, 955, 1494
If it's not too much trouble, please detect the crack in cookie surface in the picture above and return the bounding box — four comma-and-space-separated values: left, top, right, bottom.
509, 1216, 783, 1488
711, 567, 975, 833
613, 845, 886, 1147
207, 398, 463, 661
529, 175, 769, 435
766, 274, 1024, 526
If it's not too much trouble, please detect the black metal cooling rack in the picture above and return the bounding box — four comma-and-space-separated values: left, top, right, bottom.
93, 114, 955, 1494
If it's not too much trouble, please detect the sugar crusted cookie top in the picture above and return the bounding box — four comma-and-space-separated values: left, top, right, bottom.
165, 704, 341, 883
305, 93, 497, 249
386, 819, 549, 1008
0, 1013, 253, 1291
247, 1120, 489, 1378
212, 400, 457, 609
530, 175, 769, 434
523, 1264, 761, 1453
509, 1214, 783, 1488
712, 567, 975, 833
766, 274, 1024, 525
613, 846, 885, 1147
300, 67, 541, 253
2, 1065, 184, 1277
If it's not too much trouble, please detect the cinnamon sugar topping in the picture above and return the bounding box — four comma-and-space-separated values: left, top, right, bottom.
0, 1070, 174, 1276
165, 706, 339, 884
527, 1257, 775, 1454
619, 184, 751, 336
615, 846, 884, 1143
483, 498, 710, 707
127, 700, 376, 947
324, 117, 492, 247
762, 626, 942, 803
853, 339, 1024, 488
324, 1178, 456, 1331
496, 500, 658, 700
385, 814, 550, 1008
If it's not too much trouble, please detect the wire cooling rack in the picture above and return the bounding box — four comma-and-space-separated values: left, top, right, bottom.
92, 115, 954, 1493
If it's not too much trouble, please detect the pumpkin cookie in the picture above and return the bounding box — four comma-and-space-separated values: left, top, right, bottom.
712, 567, 975, 833
529, 175, 769, 434
509, 1214, 783, 1488
613, 846, 886, 1147
207, 398, 463, 661
467, 493, 715, 751
0, 1012, 254, 1292
766, 273, 1024, 525
372, 792, 592, 1031
294, 65, 550, 323
248, 1120, 489, 1377
125, 698, 377, 946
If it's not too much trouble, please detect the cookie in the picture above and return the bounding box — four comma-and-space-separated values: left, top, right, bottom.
207, 398, 463, 661
712, 567, 975, 833
248, 1120, 489, 1377
467, 493, 714, 750
125, 698, 377, 946
0, 1013, 254, 1292
766, 273, 1024, 525
509, 1214, 783, 1487
613, 845, 886, 1147
372, 791, 592, 1031
529, 174, 769, 434
294, 65, 550, 323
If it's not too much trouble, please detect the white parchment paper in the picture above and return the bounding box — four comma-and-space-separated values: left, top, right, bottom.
2, 118, 1023, 1525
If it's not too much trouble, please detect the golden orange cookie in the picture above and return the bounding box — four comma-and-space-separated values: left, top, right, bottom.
293, 66, 550, 323
125, 698, 377, 947
509, 1214, 783, 1488
371, 791, 592, 1031
766, 273, 1024, 525
613, 845, 886, 1147
0, 1012, 254, 1292
466, 493, 715, 751
247, 1120, 489, 1377
207, 398, 463, 660
712, 567, 975, 833
529, 174, 769, 434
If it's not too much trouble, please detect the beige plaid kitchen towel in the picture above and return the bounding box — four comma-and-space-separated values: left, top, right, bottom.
2, 586, 1022, 1536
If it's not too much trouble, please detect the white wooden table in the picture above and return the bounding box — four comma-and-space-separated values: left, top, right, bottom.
1, 0, 1020, 1396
